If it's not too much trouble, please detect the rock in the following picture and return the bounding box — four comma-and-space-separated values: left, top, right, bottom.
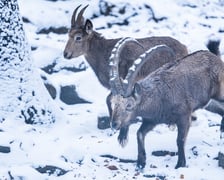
143, 174, 166, 180
151, 150, 177, 157
44, 83, 57, 99
35, 165, 68, 176
41, 60, 86, 74
97, 116, 111, 129
0, 145, 10, 153
107, 165, 118, 170
60, 85, 90, 105
220, 118, 224, 134
100, 154, 136, 163
218, 152, 224, 168
96, 0, 167, 28
41, 75, 91, 105
22, 16, 32, 23
99, 0, 115, 16
37, 26, 68, 35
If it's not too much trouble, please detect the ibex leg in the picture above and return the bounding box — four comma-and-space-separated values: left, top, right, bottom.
175, 115, 191, 169
137, 120, 155, 169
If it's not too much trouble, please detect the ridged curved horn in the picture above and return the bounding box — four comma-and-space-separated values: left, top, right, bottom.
71, 4, 82, 27
123, 45, 175, 97
109, 37, 144, 95
76, 5, 89, 27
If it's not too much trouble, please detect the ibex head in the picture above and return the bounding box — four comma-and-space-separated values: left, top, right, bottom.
110, 85, 142, 130
109, 41, 175, 130
64, 5, 93, 59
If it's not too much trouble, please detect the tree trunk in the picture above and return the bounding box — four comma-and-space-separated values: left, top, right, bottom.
0, 0, 58, 124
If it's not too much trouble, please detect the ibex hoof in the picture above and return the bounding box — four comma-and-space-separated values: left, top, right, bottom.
220, 132, 224, 139
135, 165, 144, 172
136, 160, 146, 170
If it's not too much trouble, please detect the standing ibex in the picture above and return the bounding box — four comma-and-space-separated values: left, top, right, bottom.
109, 43, 224, 169
64, 5, 188, 89
108, 37, 176, 146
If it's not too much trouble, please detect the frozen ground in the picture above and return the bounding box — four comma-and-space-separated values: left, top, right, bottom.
0, 0, 224, 179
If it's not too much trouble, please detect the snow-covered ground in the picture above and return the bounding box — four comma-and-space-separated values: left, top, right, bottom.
1, 0, 224, 179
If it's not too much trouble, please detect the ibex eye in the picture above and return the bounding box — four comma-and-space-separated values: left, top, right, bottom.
126, 102, 134, 111
75, 36, 82, 41
126, 98, 135, 111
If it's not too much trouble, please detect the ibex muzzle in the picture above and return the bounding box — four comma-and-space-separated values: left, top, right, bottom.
64, 5, 93, 59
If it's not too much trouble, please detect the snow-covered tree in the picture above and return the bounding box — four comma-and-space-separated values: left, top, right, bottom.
0, 0, 58, 124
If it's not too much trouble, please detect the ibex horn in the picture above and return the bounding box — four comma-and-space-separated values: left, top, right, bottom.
76, 4, 89, 27
123, 45, 175, 97
71, 4, 82, 27
109, 37, 144, 95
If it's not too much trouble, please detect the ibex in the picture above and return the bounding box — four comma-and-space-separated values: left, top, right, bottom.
109, 43, 224, 169
108, 37, 176, 146
64, 5, 188, 89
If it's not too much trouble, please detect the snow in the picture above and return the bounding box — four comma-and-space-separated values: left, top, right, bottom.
1, 0, 224, 179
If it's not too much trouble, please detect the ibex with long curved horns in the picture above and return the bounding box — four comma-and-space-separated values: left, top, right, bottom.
107, 37, 176, 146
109, 42, 224, 169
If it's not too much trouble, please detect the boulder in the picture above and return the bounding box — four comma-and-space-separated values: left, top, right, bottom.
60, 85, 90, 105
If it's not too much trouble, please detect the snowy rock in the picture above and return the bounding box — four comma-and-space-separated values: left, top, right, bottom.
44, 83, 57, 99
0, 145, 11, 153
97, 116, 110, 129
60, 85, 90, 105
218, 152, 224, 168
37, 26, 68, 35
34, 165, 68, 176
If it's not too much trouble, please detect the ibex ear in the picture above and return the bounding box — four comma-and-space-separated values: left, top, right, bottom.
134, 83, 142, 104
84, 19, 93, 34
